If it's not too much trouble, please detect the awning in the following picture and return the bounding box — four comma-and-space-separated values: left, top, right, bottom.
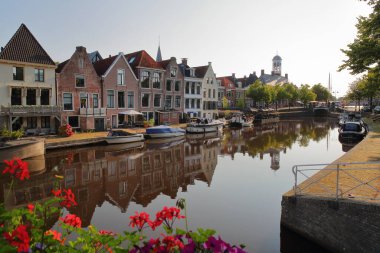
119, 110, 142, 115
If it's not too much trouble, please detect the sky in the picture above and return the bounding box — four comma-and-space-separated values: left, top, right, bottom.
0, 0, 373, 96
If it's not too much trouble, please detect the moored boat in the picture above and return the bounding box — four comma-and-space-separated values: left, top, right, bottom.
145, 125, 186, 138
338, 121, 368, 143
105, 130, 145, 144
0, 138, 45, 161
186, 118, 223, 133
253, 109, 279, 125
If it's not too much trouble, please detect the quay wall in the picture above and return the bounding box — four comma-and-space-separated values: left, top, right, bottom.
281, 196, 380, 253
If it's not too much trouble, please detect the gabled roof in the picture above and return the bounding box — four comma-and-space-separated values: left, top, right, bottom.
193, 65, 209, 78
259, 73, 288, 85
92, 55, 117, 76
0, 24, 55, 66
88, 51, 103, 63
125, 50, 163, 76
56, 59, 69, 73
157, 59, 171, 69
217, 76, 236, 89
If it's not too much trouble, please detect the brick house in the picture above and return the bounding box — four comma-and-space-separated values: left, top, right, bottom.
0, 24, 59, 134
56, 46, 106, 131
157, 57, 184, 124
125, 50, 166, 125
93, 52, 139, 128
217, 75, 237, 108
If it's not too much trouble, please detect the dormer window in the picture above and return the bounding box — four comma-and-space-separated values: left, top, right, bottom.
189, 68, 195, 77
117, 69, 125, 85
170, 68, 177, 77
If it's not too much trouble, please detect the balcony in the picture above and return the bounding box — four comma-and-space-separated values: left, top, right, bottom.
0, 105, 61, 116
79, 107, 106, 116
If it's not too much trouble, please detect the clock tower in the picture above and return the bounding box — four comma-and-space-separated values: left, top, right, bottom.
272, 54, 282, 76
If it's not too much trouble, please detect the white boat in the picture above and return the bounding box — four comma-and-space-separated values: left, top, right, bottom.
145, 125, 186, 138
186, 119, 224, 134
105, 130, 144, 144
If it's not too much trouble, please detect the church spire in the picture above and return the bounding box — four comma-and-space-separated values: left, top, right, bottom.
156, 37, 162, 62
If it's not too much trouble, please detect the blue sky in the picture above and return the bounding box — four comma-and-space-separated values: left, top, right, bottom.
0, 0, 372, 96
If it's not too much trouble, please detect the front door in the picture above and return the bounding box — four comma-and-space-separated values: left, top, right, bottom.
94, 118, 104, 131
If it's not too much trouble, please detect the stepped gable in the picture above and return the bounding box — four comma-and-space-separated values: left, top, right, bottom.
0, 23, 55, 66
92, 55, 117, 76
125, 50, 163, 76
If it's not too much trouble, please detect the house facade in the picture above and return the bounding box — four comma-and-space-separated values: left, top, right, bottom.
217, 75, 236, 108
93, 52, 139, 128
125, 50, 166, 124
179, 58, 203, 118
0, 24, 59, 134
157, 57, 184, 124
56, 46, 106, 131
196, 62, 218, 119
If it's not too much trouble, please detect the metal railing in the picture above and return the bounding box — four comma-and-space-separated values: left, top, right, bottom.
1, 105, 61, 115
292, 162, 380, 202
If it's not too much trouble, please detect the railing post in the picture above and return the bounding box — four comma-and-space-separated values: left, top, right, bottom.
336, 163, 340, 201
294, 165, 298, 197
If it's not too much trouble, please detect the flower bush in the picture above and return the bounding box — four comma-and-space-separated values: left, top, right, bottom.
58, 124, 73, 137
0, 158, 247, 253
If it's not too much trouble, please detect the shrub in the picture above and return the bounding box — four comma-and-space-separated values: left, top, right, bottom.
58, 124, 73, 137
148, 118, 155, 127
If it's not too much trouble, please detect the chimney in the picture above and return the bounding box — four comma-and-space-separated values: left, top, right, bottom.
261, 69, 264, 76
285, 73, 288, 79
109, 55, 111, 58
208, 62, 212, 66
181, 58, 188, 65
76, 46, 86, 52
253, 71, 256, 76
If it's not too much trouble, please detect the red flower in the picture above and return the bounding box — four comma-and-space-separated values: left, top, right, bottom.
162, 235, 184, 251
60, 214, 82, 228
154, 207, 185, 229
27, 204, 34, 214
3, 158, 29, 181
3, 224, 30, 252
52, 188, 77, 208
129, 211, 153, 231
45, 230, 65, 244
99, 230, 117, 236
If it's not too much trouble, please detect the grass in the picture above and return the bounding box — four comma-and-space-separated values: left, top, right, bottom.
364, 116, 380, 133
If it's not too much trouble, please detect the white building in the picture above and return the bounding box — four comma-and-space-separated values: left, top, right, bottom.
196, 62, 218, 119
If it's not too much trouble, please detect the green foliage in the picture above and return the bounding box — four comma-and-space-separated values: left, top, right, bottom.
222, 96, 229, 109
148, 118, 155, 127
311, 83, 330, 101
246, 80, 273, 106
236, 98, 245, 109
299, 84, 317, 106
0, 127, 24, 140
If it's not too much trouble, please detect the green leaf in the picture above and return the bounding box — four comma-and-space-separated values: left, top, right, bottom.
175, 228, 187, 235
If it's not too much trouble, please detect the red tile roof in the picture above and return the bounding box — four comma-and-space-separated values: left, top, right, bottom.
0, 24, 55, 66
93, 55, 117, 76
157, 59, 170, 69
217, 76, 236, 89
125, 50, 163, 77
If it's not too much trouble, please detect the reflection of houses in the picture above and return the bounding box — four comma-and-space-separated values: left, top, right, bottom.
0, 24, 59, 133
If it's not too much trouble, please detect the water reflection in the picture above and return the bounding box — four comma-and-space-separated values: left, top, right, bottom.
0, 119, 343, 252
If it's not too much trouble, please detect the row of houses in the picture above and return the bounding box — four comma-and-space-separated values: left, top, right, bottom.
0, 24, 289, 133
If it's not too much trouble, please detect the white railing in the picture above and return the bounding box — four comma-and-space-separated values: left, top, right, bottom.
79, 107, 106, 116
1, 105, 61, 115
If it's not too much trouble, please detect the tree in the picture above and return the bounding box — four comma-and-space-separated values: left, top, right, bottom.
363, 71, 380, 107
339, 1, 380, 74
222, 96, 229, 109
236, 98, 245, 109
299, 84, 317, 107
311, 83, 330, 102
346, 77, 366, 110
283, 83, 299, 108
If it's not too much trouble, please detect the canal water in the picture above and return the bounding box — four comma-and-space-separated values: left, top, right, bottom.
1, 118, 346, 252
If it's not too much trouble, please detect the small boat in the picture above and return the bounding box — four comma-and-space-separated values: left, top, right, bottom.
145, 125, 186, 138
229, 113, 249, 128
253, 109, 279, 125
338, 121, 368, 143
105, 130, 144, 144
186, 118, 223, 134
0, 138, 45, 161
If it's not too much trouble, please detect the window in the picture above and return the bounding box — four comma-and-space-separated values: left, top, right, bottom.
34, 69, 44, 82
68, 116, 79, 128
206, 78, 209, 84
197, 83, 201, 94
154, 94, 161, 107
175, 96, 181, 108
41, 116, 50, 128
190, 68, 194, 77
166, 80, 172, 91
13, 67, 24, 81
191, 99, 195, 108
185, 82, 189, 94
63, 93, 73, 110
213, 89, 216, 98
152, 72, 161, 89
197, 99, 201, 109
117, 69, 125, 85
191, 83, 195, 94
118, 91, 125, 108
185, 99, 189, 109
208, 89, 211, 98
141, 94, 150, 108
107, 90, 115, 108
27, 117, 37, 129
75, 75, 85, 87
78, 58, 84, 68
41, 89, 50, 105
141, 71, 150, 88
93, 94, 99, 108
11, 88, 22, 105
175, 81, 181, 91
127, 92, 134, 108
26, 89, 36, 105
165, 95, 172, 108
170, 68, 177, 77
80, 93, 88, 108
203, 91, 206, 98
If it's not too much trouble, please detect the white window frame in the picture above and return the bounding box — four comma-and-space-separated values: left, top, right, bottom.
127, 91, 134, 109
154, 93, 162, 108
141, 93, 150, 108
75, 74, 85, 88
107, 90, 115, 108
117, 69, 125, 85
